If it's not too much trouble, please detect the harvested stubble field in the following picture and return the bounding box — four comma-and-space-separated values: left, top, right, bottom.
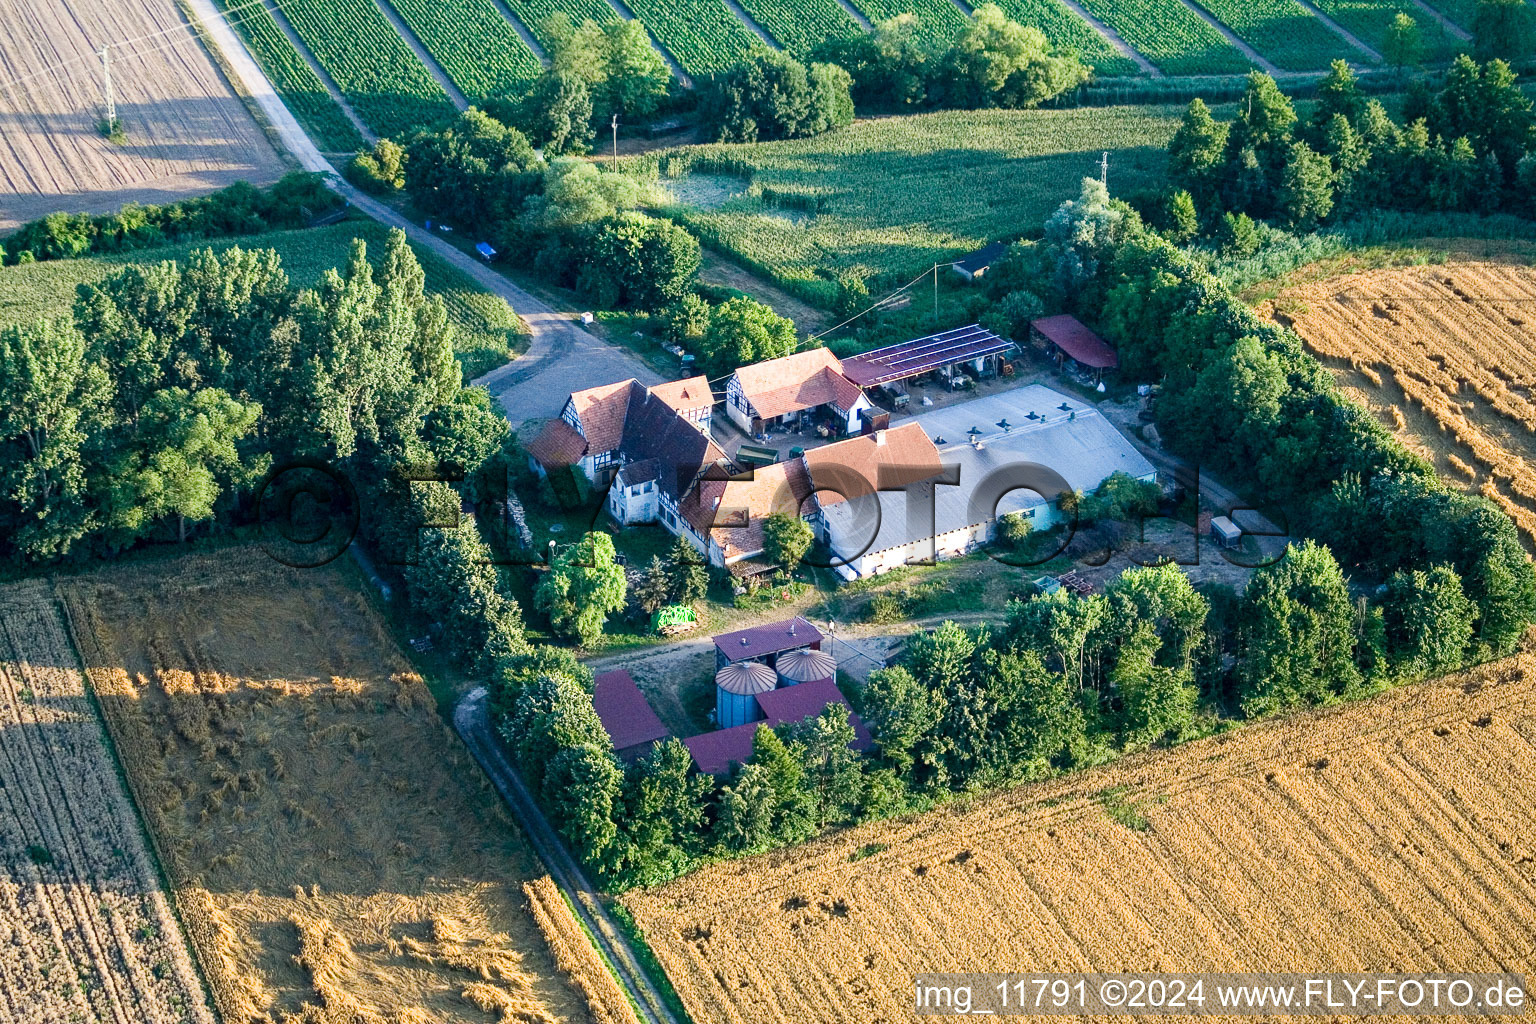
0, 0, 283, 231
623, 650, 1536, 1023
1274, 256, 1536, 546
57, 550, 600, 1024
0, 580, 213, 1024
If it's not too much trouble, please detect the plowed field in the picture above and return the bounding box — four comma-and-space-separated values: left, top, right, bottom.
0, 0, 283, 231
1277, 259, 1536, 545
623, 649, 1536, 1023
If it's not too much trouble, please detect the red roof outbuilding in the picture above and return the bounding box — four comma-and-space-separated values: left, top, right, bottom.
713, 616, 823, 663
1031, 314, 1119, 369
756, 678, 874, 749
682, 723, 759, 775
591, 669, 671, 757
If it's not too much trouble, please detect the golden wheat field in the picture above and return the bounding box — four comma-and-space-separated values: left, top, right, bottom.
0, 580, 213, 1024
1276, 257, 1536, 544
56, 550, 597, 1024
623, 651, 1536, 1024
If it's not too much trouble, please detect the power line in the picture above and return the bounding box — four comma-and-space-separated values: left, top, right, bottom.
0, 0, 291, 98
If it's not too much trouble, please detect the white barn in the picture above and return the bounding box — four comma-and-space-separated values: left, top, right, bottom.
812, 386, 1156, 580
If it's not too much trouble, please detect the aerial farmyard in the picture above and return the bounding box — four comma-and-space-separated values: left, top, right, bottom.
2, 0, 1534, 1020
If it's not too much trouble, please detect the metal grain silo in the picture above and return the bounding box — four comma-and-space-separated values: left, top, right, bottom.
774, 648, 837, 687
714, 662, 776, 728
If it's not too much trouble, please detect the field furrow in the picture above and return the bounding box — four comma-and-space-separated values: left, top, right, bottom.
1071, 0, 1252, 72
843, 0, 970, 41
733, 0, 862, 55
990, 0, 1145, 75
619, 0, 764, 73
499, 0, 621, 49
1305, 0, 1461, 62
1190, 0, 1368, 69
386, 0, 544, 102
277, 0, 457, 137
213, 0, 365, 150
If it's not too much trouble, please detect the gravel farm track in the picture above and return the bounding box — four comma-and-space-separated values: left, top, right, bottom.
0, 0, 283, 231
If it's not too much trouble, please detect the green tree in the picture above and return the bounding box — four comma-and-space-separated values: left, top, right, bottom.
405, 494, 519, 669
1381, 564, 1476, 679
1110, 623, 1198, 749
790, 705, 865, 828
940, 3, 1088, 109
106, 387, 260, 544
518, 69, 594, 155
537, 531, 628, 644
504, 672, 610, 792
422, 387, 509, 473
1167, 98, 1229, 202
545, 745, 625, 876
405, 108, 541, 224
981, 288, 1043, 340
1239, 541, 1363, 717
1005, 590, 1106, 693
1383, 13, 1421, 73
762, 511, 812, 570
1160, 189, 1199, 244
698, 297, 798, 376
617, 738, 711, 887
980, 648, 1085, 781
1311, 60, 1365, 132
666, 535, 710, 605
636, 554, 672, 614
1474, 0, 1535, 61
1102, 563, 1209, 674
546, 15, 671, 119
0, 319, 111, 561
663, 293, 712, 348
1278, 140, 1336, 228
861, 665, 943, 781
345, 138, 406, 194
748, 725, 816, 843
697, 51, 854, 143
1037, 177, 1133, 308
580, 212, 700, 311
713, 762, 780, 854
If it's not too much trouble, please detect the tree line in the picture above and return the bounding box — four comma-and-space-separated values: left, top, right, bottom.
0, 173, 341, 266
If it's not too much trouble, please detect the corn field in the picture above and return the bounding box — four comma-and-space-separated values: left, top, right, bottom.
0, 581, 213, 1024
1280, 260, 1536, 546
623, 650, 1536, 1024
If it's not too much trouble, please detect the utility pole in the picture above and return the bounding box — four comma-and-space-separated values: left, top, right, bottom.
933, 263, 939, 324
1100, 150, 1108, 186
99, 46, 115, 127
611, 114, 619, 167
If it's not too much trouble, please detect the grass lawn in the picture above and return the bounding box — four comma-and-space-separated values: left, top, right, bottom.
0, 216, 527, 381
637, 105, 1198, 306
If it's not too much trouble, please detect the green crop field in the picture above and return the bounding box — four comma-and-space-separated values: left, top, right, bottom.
0, 220, 525, 380
734, 0, 863, 55
1073, 0, 1252, 73
642, 104, 1193, 305
1306, 0, 1460, 62
1417, 0, 1478, 29
1193, 0, 1370, 69
499, 0, 620, 49
214, 0, 365, 151
620, 0, 765, 73
386, 0, 544, 102
990, 0, 1142, 75
844, 0, 969, 42
279, 0, 457, 137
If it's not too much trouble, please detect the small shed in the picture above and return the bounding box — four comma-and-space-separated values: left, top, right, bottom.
951, 241, 1010, 282
1210, 515, 1243, 549
475, 241, 497, 262
1030, 315, 1118, 381
713, 616, 822, 669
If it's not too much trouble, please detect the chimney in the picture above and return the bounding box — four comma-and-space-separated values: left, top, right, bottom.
789, 621, 796, 636
874, 429, 886, 447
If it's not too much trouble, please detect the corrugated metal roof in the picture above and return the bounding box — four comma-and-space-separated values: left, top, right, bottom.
821, 386, 1155, 562
712, 616, 822, 662
1032, 315, 1118, 369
